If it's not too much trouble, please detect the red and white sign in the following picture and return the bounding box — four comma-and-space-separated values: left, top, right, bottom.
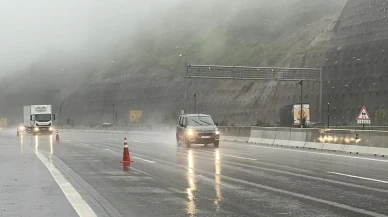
356, 106, 371, 124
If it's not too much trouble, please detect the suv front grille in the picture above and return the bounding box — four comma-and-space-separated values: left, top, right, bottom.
197, 132, 213, 137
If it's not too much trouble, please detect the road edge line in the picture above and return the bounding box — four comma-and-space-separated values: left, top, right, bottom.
34, 150, 97, 217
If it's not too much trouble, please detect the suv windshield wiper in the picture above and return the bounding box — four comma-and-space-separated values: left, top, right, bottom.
191, 119, 203, 126
198, 119, 212, 125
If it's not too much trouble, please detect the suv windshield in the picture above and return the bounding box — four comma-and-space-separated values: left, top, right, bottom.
187, 116, 214, 126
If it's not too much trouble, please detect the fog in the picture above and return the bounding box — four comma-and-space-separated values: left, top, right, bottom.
0, 0, 179, 75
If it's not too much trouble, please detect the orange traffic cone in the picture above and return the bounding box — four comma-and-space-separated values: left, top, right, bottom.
123, 162, 130, 173
121, 137, 133, 163
16, 128, 19, 137
56, 131, 60, 143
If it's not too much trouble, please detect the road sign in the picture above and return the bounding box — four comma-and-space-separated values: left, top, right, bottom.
356, 106, 371, 124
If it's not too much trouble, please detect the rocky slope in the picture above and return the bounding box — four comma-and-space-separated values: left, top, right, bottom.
0, 0, 346, 126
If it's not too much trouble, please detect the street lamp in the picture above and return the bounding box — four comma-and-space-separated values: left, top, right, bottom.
299, 80, 303, 128
112, 104, 115, 125
193, 93, 197, 113
327, 103, 330, 128
179, 54, 188, 113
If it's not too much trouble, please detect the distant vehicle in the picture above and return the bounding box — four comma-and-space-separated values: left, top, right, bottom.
24, 105, 55, 135
176, 114, 220, 148
18, 123, 25, 132
0, 118, 7, 129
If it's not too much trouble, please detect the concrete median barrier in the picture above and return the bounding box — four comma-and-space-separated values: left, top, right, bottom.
223, 127, 239, 141
320, 129, 350, 152
304, 129, 324, 150
366, 131, 388, 156
288, 129, 307, 148
218, 127, 229, 141
260, 128, 276, 145
273, 128, 291, 146
236, 127, 251, 143
249, 127, 263, 144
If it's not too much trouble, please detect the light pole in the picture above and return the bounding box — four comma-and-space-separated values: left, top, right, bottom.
193, 93, 197, 113
179, 54, 188, 113
299, 80, 303, 128
327, 103, 330, 128
112, 104, 115, 125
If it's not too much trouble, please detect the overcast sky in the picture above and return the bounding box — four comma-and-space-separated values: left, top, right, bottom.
0, 0, 178, 74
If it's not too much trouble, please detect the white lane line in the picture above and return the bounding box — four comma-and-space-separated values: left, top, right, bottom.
248, 145, 388, 163
114, 139, 119, 141
132, 156, 156, 164
104, 148, 113, 152
133, 141, 148, 144
223, 154, 257, 161
34, 152, 97, 217
108, 138, 113, 140
197, 175, 237, 189
328, 172, 388, 184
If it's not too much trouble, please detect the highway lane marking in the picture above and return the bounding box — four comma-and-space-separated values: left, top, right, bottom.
34, 151, 97, 217
132, 156, 156, 164
248, 144, 388, 163
133, 141, 148, 144
328, 172, 388, 184
86, 142, 388, 217
223, 154, 257, 161
104, 148, 113, 152
197, 175, 238, 189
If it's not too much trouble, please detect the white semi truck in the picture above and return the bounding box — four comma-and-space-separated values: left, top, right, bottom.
23, 105, 55, 134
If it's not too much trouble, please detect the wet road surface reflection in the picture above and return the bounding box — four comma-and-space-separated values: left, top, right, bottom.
184, 147, 224, 216
186, 149, 196, 216
214, 149, 222, 212
20, 134, 24, 154
23, 134, 55, 156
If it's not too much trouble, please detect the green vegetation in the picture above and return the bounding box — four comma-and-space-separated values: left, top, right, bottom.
374, 109, 388, 126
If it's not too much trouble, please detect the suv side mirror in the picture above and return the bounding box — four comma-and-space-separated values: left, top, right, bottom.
53, 114, 56, 121
30, 115, 33, 121
215, 122, 219, 126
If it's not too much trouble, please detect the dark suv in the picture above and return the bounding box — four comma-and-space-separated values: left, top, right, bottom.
176, 114, 220, 148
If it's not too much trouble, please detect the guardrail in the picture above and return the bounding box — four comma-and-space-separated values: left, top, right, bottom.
221, 127, 388, 157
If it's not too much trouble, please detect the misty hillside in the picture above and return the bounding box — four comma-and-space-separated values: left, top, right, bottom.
0, 0, 346, 125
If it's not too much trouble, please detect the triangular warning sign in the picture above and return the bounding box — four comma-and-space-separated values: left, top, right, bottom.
356, 106, 371, 120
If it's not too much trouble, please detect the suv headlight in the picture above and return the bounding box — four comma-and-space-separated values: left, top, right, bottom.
34, 127, 39, 132
49, 127, 53, 131
187, 129, 194, 136
215, 129, 220, 135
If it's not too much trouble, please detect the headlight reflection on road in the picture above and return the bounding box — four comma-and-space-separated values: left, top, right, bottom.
186, 150, 196, 216
20, 134, 24, 154
214, 149, 222, 211
49, 135, 54, 155
34, 135, 39, 152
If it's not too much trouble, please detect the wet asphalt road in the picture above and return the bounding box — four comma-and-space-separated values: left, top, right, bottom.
1, 129, 388, 217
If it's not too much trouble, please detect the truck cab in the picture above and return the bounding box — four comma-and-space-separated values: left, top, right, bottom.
24, 105, 55, 134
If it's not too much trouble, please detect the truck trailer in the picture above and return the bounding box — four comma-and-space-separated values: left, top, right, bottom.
24, 105, 55, 134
